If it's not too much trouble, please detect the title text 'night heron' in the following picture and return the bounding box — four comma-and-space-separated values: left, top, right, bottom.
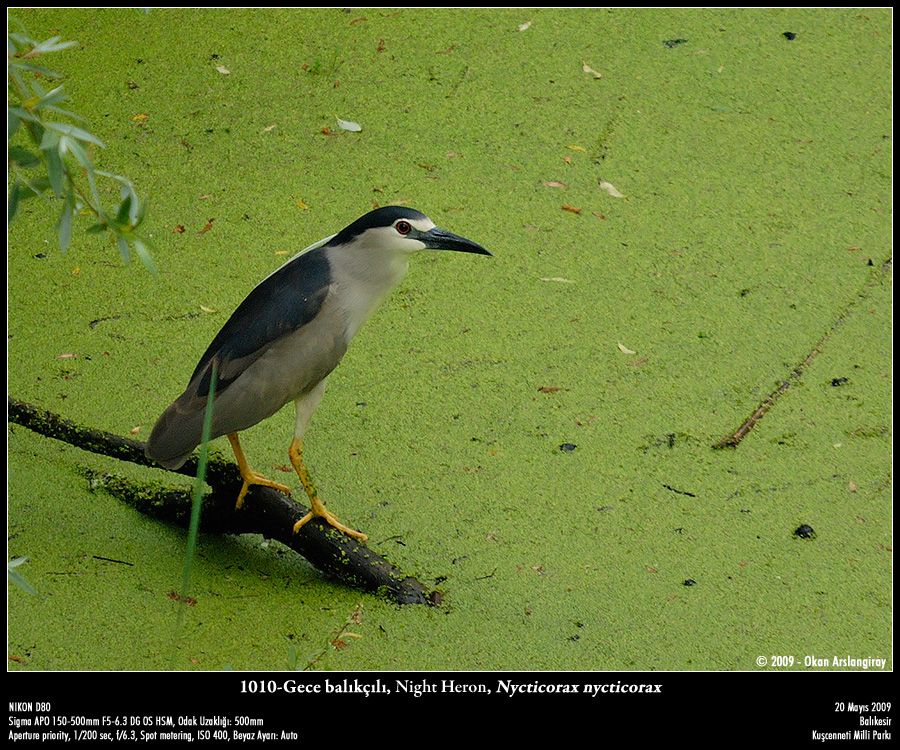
146, 206, 491, 542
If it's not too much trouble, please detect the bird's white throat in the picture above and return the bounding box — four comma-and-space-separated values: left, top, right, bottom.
327, 243, 410, 342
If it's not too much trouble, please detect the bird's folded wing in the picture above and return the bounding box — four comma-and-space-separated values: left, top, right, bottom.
189, 246, 334, 399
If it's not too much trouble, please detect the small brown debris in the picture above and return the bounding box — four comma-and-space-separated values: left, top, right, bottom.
538, 386, 562, 394
173, 224, 186, 234
561, 204, 582, 214
167, 591, 197, 605
198, 218, 215, 235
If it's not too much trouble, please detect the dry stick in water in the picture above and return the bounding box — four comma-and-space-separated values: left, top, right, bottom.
714, 258, 891, 449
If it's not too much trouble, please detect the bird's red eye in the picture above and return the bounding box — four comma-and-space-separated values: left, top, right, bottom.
395, 220, 412, 235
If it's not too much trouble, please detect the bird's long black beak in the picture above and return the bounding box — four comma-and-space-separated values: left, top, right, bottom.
423, 226, 492, 256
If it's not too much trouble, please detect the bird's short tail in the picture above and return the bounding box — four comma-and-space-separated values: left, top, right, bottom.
145, 394, 206, 470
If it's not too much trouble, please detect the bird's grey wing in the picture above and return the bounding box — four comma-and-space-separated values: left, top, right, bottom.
189, 244, 333, 400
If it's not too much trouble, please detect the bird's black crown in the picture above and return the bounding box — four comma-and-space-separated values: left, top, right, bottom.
330, 206, 428, 246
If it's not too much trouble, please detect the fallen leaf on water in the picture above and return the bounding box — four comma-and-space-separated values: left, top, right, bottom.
567, 144, 586, 152
539, 277, 576, 284
215, 65, 230, 75
599, 180, 624, 198
198, 219, 215, 235
543, 180, 568, 188
337, 118, 362, 132
517, 21, 532, 32
561, 204, 582, 214
618, 343, 637, 355
582, 62, 602, 79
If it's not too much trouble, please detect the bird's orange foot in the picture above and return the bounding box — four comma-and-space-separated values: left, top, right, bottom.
292, 508, 368, 542
235, 473, 292, 510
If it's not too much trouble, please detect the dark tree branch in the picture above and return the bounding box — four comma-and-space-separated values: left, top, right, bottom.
8, 397, 440, 606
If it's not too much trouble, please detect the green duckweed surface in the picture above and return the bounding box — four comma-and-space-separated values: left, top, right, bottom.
8, 8, 891, 671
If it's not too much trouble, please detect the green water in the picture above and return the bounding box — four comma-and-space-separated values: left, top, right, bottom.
8, 8, 891, 670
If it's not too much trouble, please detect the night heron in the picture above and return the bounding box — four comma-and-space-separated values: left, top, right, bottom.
146, 206, 491, 542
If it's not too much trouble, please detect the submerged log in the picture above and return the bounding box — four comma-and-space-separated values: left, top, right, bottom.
8, 397, 440, 606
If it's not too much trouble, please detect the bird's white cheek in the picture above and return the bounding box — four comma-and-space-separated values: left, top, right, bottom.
404, 238, 428, 254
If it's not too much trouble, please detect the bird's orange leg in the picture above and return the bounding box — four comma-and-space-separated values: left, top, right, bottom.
228, 433, 291, 509
289, 437, 368, 542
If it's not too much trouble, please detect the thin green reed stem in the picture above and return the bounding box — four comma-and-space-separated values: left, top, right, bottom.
181, 362, 217, 598
170, 362, 216, 669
